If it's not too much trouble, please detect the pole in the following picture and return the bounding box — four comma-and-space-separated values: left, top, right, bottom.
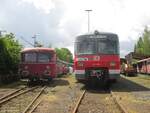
85, 10, 92, 33
32, 35, 36, 47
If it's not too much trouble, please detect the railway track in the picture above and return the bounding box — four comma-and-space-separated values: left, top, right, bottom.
22, 86, 46, 113
72, 89, 128, 113
0, 86, 46, 113
0, 87, 26, 102
72, 90, 86, 113
22, 86, 58, 113
0, 86, 38, 105
110, 91, 128, 113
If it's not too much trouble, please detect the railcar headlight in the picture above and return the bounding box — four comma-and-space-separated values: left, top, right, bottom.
24, 66, 28, 69
44, 70, 51, 74
46, 66, 50, 69
77, 62, 84, 67
93, 56, 100, 61
110, 61, 116, 66
77, 57, 88, 61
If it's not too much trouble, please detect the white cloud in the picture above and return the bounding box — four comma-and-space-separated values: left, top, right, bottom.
58, 0, 150, 56
1, 0, 150, 57
62, 0, 150, 37
21, 0, 55, 14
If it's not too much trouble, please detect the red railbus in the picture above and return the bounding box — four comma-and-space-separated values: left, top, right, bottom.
137, 57, 150, 74
19, 48, 67, 81
74, 31, 120, 85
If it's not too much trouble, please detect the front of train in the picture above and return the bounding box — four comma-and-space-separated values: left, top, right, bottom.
74, 31, 120, 84
19, 48, 57, 81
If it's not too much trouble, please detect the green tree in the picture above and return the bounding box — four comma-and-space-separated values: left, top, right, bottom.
0, 33, 22, 74
134, 44, 137, 53
142, 27, 150, 55
55, 48, 73, 63
134, 26, 150, 55
136, 37, 144, 54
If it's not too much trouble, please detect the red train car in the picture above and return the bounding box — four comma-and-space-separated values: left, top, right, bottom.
19, 48, 67, 81
137, 57, 150, 74
74, 31, 120, 84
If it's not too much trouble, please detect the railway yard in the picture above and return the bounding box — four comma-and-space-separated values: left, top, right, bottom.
0, 74, 149, 113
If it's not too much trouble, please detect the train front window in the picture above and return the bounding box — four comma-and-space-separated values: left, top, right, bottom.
97, 39, 119, 54
24, 53, 36, 62
75, 40, 96, 55
38, 53, 51, 63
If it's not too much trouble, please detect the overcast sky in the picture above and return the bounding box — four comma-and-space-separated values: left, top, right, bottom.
0, 0, 150, 57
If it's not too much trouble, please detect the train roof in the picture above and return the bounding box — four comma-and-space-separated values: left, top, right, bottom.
88, 31, 117, 35
21, 47, 55, 53
79, 31, 117, 36
75, 31, 118, 41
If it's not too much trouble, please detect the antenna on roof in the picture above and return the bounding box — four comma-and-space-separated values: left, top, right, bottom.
94, 30, 100, 35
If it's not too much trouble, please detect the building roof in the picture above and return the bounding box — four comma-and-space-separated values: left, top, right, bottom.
137, 57, 150, 63
125, 52, 150, 60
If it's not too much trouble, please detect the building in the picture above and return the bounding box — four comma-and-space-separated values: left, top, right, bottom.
125, 52, 150, 65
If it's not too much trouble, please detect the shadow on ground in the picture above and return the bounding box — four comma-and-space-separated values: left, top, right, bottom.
52, 78, 70, 86
111, 77, 150, 92
27, 78, 70, 87
79, 81, 111, 94
0, 80, 28, 89
78, 76, 150, 94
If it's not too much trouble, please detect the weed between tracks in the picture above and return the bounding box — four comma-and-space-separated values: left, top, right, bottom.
76, 89, 122, 113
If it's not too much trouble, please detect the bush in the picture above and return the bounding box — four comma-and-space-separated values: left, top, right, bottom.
0, 33, 22, 83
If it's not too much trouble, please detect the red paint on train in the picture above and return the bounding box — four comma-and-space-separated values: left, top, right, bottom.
74, 31, 120, 84
137, 57, 150, 74
19, 48, 68, 81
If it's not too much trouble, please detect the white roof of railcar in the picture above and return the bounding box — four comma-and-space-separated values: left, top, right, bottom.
21, 47, 55, 52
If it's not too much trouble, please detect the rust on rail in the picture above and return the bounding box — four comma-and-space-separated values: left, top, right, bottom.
72, 90, 86, 113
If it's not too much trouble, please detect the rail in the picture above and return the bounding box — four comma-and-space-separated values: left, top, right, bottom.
72, 89, 128, 113
110, 90, 128, 113
72, 90, 86, 113
22, 86, 46, 113
0, 87, 38, 105
0, 87, 26, 101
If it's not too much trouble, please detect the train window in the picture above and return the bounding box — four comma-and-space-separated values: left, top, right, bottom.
76, 40, 96, 55
75, 34, 119, 55
38, 53, 51, 63
24, 53, 36, 62
97, 39, 118, 54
